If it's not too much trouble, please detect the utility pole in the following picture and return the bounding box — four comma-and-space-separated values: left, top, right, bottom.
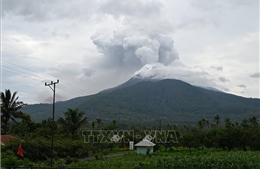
45, 79, 59, 167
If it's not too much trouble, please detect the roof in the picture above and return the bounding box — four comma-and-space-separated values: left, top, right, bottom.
1, 135, 18, 145
134, 139, 156, 147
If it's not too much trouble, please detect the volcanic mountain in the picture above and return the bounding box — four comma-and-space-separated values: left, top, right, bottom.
22, 77, 260, 126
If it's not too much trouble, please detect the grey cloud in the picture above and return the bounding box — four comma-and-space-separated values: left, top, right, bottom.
219, 77, 229, 82
210, 66, 223, 71
82, 68, 94, 77
41, 93, 67, 103
99, 0, 173, 35
250, 72, 260, 78
51, 29, 70, 39
47, 62, 84, 79
176, 17, 217, 30
238, 84, 247, 88
91, 32, 179, 72
100, 0, 162, 18
2, 0, 97, 21
191, 0, 257, 11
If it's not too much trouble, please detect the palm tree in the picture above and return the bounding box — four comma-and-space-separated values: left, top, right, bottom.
197, 118, 208, 129
224, 118, 232, 128
1, 89, 28, 134
249, 116, 258, 127
197, 120, 204, 129
91, 121, 95, 129
58, 108, 87, 139
241, 118, 249, 128
112, 120, 117, 129
213, 115, 221, 126
96, 118, 103, 129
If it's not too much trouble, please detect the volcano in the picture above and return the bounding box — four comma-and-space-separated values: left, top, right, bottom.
23, 77, 260, 126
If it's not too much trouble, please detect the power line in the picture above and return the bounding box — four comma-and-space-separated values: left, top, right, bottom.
2, 60, 88, 93
2, 66, 39, 79
2, 60, 88, 96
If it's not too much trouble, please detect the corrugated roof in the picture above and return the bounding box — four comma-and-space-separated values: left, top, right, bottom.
1, 135, 18, 145
134, 139, 156, 147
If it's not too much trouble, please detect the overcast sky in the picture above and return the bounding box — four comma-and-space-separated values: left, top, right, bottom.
1, 0, 259, 104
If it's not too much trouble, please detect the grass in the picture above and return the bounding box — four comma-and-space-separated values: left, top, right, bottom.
67, 148, 260, 169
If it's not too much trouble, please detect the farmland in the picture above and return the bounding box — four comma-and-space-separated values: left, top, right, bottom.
1, 90, 260, 169
65, 149, 260, 169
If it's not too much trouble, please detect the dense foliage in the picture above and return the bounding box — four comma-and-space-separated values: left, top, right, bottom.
1, 89, 260, 168
2, 114, 260, 167
68, 151, 260, 169
22, 79, 260, 124
1, 89, 28, 134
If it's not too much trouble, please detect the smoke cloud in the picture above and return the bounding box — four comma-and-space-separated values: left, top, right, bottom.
91, 31, 179, 73
89, 0, 179, 77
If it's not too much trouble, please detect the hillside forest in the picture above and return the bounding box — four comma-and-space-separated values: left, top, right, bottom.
1, 89, 260, 169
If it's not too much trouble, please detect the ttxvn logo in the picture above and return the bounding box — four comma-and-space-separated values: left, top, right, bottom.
82, 130, 178, 144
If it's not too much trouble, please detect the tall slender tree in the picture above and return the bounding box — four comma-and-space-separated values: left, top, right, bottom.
249, 116, 258, 127
58, 108, 87, 139
96, 118, 103, 129
91, 121, 95, 129
1, 89, 28, 134
213, 115, 221, 126
197, 118, 208, 129
241, 118, 249, 128
224, 118, 232, 128
112, 120, 117, 129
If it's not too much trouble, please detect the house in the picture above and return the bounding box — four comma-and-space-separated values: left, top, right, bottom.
1, 135, 18, 145
134, 139, 156, 154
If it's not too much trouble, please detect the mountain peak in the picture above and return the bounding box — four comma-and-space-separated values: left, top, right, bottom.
23, 78, 260, 125
132, 64, 167, 80
132, 63, 223, 93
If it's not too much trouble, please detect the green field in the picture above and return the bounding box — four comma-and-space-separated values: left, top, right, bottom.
2, 90, 260, 169
67, 149, 260, 169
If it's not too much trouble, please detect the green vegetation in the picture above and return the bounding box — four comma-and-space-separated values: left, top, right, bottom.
1, 89, 260, 169
67, 150, 260, 169
58, 108, 87, 139
22, 79, 260, 125
1, 89, 29, 134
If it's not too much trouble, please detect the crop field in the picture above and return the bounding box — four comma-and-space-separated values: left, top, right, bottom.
67, 149, 260, 169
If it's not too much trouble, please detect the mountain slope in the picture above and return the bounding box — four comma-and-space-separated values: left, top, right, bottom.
23, 79, 260, 125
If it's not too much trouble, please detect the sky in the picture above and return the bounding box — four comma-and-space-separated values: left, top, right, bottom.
1, 0, 259, 104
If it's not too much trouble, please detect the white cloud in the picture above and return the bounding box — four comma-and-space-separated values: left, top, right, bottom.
2, 0, 259, 103
133, 62, 217, 88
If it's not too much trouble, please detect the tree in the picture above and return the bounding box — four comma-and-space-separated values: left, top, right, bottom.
104, 120, 117, 130
181, 131, 199, 153
224, 118, 232, 128
96, 118, 103, 129
249, 116, 258, 127
197, 120, 203, 129
241, 119, 249, 128
91, 121, 95, 129
1, 89, 28, 134
213, 115, 221, 126
112, 120, 117, 129
197, 118, 208, 129
10, 118, 38, 138
58, 108, 87, 139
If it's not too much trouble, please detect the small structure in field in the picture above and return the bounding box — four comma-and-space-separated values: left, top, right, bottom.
134, 139, 156, 154
1, 135, 18, 145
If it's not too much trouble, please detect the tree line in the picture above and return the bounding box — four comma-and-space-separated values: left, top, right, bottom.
1, 89, 259, 165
